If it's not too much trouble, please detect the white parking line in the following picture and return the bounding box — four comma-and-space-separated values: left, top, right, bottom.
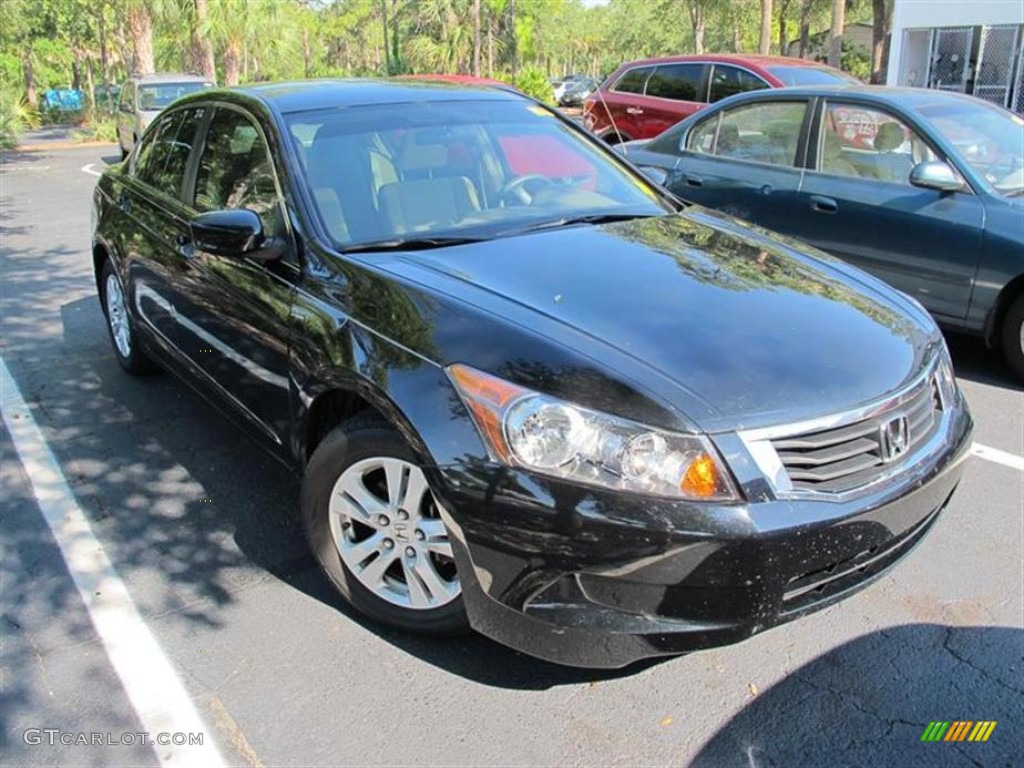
0, 356, 227, 768
972, 442, 1024, 472
81, 163, 102, 177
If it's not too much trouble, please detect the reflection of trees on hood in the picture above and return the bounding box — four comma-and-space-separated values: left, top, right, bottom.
610, 213, 919, 342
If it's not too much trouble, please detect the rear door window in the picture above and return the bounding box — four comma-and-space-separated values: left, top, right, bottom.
133, 108, 206, 199
688, 101, 808, 167
612, 67, 653, 95
645, 63, 705, 101
708, 65, 770, 103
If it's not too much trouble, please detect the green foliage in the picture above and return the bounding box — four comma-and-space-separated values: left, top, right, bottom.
71, 109, 118, 143
841, 39, 871, 82
0, 85, 40, 150
512, 65, 551, 103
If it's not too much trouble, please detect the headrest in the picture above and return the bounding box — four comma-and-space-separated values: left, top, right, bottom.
875, 122, 905, 152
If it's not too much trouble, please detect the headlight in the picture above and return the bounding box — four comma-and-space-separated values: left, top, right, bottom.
935, 342, 958, 409
448, 364, 740, 501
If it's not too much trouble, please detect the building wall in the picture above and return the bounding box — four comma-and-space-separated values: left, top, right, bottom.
888, 0, 1024, 87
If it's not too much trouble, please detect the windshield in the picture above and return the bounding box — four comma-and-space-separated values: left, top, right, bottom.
285, 99, 668, 250
766, 66, 858, 86
137, 82, 211, 110
918, 100, 1024, 195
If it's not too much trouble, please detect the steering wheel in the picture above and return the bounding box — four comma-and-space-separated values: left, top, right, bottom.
499, 174, 557, 206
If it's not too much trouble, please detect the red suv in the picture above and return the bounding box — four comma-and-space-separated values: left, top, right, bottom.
584, 54, 856, 143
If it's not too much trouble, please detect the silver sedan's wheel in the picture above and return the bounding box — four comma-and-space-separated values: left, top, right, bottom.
328, 456, 459, 610
105, 272, 132, 358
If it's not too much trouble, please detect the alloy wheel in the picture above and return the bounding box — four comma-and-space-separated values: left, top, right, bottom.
328, 457, 459, 610
105, 272, 132, 358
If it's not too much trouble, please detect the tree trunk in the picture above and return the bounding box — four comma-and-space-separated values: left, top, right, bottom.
190, 0, 216, 80
380, 0, 390, 75
828, 0, 845, 69
487, 13, 494, 76
23, 48, 36, 106
689, 4, 706, 55
472, 0, 482, 76
224, 42, 242, 86
302, 29, 312, 78
870, 0, 892, 84
97, 4, 112, 110
798, 0, 813, 58
127, 4, 154, 74
778, 0, 790, 55
85, 57, 96, 112
759, 0, 773, 55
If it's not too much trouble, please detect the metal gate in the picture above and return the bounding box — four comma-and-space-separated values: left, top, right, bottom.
974, 24, 1021, 108
928, 27, 973, 92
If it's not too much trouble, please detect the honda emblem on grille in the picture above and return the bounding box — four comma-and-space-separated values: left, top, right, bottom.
880, 414, 910, 462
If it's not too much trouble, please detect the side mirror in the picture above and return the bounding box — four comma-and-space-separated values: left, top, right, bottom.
119, 102, 133, 113
909, 161, 964, 193
192, 209, 287, 262
192, 209, 263, 255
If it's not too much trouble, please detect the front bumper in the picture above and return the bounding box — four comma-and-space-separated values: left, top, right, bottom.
431, 396, 973, 668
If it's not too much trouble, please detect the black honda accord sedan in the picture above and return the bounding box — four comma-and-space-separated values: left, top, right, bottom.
91, 80, 972, 668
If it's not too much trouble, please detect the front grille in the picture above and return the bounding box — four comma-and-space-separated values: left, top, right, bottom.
770, 375, 942, 494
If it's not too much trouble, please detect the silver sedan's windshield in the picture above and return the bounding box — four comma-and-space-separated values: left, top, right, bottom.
919, 100, 1024, 196
285, 99, 668, 249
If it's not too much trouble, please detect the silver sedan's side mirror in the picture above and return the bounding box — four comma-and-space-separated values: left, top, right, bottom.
909, 161, 964, 192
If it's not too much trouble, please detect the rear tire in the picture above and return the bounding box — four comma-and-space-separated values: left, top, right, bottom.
1000, 294, 1024, 383
302, 413, 468, 636
99, 259, 158, 376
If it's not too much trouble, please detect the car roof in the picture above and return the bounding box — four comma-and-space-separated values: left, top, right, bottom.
214, 78, 527, 114
708, 82, 991, 107
614, 53, 840, 70
131, 73, 212, 84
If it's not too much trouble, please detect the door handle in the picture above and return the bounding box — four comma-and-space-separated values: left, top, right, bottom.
626, 107, 644, 115
810, 195, 839, 214
684, 174, 703, 187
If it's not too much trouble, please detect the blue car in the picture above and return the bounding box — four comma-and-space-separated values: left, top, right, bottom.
618, 85, 1024, 381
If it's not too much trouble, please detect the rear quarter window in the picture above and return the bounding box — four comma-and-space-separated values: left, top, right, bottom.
612, 67, 653, 95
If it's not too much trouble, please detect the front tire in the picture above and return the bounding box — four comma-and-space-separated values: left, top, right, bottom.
302, 414, 468, 635
99, 259, 158, 375
1000, 294, 1024, 383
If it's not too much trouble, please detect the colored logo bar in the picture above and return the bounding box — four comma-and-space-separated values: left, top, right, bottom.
921, 721, 997, 742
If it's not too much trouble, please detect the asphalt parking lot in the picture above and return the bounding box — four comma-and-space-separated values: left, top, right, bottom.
1, 142, 1022, 768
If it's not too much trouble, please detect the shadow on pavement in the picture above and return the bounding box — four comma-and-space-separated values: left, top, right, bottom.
2, 280, 653, 692
944, 330, 1022, 392
691, 624, 1023, 768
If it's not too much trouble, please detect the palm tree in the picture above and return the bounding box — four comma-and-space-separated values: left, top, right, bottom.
124, 0, 155, 74
189, 0, 216, 80
205, 0, 287, 85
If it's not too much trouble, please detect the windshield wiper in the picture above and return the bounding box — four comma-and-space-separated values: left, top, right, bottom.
341, 236, 486, 254
505, 212, 659, 236
1004, 187, 1024, 198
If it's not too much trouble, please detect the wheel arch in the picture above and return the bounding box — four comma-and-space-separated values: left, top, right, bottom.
298, 365, 478, 470
984, 273, 1024, 347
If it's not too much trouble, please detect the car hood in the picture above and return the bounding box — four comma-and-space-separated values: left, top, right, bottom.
378, 209, 940, 432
